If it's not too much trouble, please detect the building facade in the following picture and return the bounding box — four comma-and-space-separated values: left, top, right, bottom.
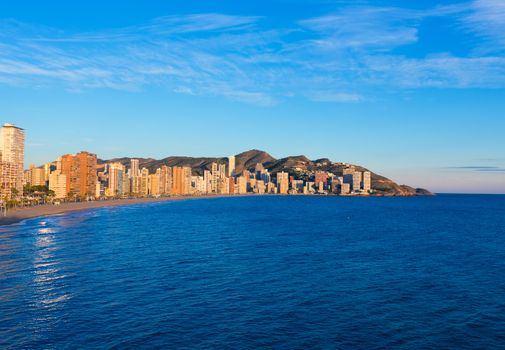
0, 123, 25, 198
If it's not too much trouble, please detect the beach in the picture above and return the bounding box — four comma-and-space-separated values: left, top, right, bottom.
0, 197, 192, 226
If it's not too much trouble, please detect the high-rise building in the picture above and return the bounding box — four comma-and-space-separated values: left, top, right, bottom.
315, 171, 328, 189
49, 171, 67, 199
343, 170, 362, 192
191, 176, 206, 194
237, 176, 248, 194
362, 171, 371, 192
73, 152, 98, 198
58, 152, 97, 198
228, 177, 235, 194
203, 170, 211, 194
208, 162, 228, 194
131, 175, 141, 194
172, 166, 192, 195
172, 166, 183, 195
43, 163, 52, 183
140, 168, 149, 196
28, 165, 46, 186
107, 162, 125, 196
183, 167, 192, 195
0, 162, 16, 199
277, 172, 289, 194
149, 170, 161, 196
130, 159, 139, 177
352, 171, 362, 192
210, 163, 218, 193
95, 182, 102, 198
59, 154, 74, 195
0, 123, 25, 198
160, 166, 171, 195
228, 156, 236, 177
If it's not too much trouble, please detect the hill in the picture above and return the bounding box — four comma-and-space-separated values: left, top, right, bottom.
101, 149, 432, 196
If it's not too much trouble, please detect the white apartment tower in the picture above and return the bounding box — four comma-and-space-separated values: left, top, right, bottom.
0, 123, 25, 198
228, 155, 236, 177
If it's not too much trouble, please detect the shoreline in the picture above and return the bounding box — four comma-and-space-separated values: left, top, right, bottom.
0, 196, 207, 226
0, 192, 436, 227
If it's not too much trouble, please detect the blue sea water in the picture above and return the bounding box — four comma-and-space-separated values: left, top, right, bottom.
1, 194, 505, 349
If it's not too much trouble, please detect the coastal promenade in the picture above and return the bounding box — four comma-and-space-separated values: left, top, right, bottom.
0, 197, 191, 226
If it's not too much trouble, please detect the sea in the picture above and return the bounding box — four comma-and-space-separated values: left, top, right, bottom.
1, 194, 505, 349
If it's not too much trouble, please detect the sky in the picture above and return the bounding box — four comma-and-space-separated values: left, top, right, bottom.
0, 0, 504, 194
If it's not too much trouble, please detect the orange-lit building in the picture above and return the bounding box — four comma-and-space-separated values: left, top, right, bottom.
59, 151, 97, 198
277, 172, 289, 194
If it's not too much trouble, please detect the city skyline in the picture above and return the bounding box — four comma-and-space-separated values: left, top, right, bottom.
1, 0, 504, 194
4, 121, 401, 201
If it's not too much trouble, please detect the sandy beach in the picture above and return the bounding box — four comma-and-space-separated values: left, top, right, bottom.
0, 196, 196, 226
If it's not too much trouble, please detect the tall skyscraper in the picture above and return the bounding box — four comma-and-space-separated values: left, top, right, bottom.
0, 123, 25, 198
228, 155, 236, 177
130, 159, 139, 177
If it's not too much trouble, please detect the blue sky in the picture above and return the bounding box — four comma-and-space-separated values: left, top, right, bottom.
1, 0, 504, 193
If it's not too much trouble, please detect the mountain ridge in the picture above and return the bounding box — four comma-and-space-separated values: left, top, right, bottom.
101, 149, 432, 196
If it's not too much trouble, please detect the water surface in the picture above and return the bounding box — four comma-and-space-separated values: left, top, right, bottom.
1, 195, 505, 349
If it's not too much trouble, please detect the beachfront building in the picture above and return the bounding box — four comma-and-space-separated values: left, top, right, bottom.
237, 175, 248, 194
107, 162, 125, 196
0, 123, 25, 198
26, 165, 46, 187
49, 171, 67, 199
130, 159, 139, 177
277, 172, 289, 194
58, 151, 97, 199
160, 166, 171, 195
148, 170, 161, 196
171, 166, 192, 195
140, 168, 149, 196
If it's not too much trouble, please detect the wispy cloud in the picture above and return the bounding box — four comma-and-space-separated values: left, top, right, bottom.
447, 166, 505, 172
463, 0, 505, 49
307, 91, 363, 103
299, 7, 421, 50
0, 2, 504, 105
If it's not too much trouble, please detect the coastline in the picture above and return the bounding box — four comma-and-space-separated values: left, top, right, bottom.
0, 192, 434, 227
0, 196, 200, 226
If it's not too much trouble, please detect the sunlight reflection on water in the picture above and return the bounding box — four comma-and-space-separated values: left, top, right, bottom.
32, 223, 71, 310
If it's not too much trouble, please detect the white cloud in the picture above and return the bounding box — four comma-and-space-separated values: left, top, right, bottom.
464, 0, 505, 48
362, 54, 505, 88
0, 4, 504, 105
